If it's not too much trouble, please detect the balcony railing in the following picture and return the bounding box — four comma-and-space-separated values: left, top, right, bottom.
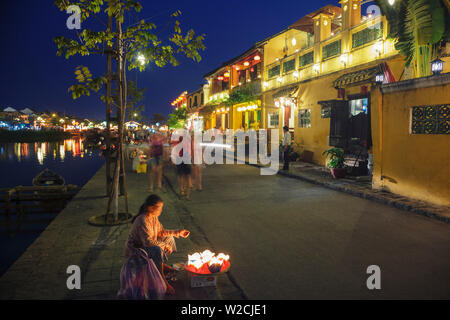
231, 79, 261, 96
262, 16, 396, 92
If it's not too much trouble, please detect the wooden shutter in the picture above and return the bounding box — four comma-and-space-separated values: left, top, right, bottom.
329, 100, 349, 148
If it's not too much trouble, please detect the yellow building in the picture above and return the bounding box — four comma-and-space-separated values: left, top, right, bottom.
225, 45, 264, 131
201, 45, 265, 131
186, 87, 205, 131
202, 65, 231, 130
194, 1, 450, 206
262, 2, 403, 165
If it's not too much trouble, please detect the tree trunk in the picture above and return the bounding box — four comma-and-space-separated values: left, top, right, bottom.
105, 14, 113, 196
110, 18, 124, 222
121, 57, 129, 214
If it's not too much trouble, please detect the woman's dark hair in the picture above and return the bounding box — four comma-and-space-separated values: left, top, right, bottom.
132, 194, 163, 222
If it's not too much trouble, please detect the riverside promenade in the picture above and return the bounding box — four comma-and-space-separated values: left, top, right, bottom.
0, 160, 245, 300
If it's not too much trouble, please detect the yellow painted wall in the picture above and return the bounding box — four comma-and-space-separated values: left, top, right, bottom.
262, 55, 403, 165
293, 75, 336, 165
371, 79, 450, 206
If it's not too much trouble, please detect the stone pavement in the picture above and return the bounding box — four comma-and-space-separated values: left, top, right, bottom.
243, 158, 450, 224
0, 160, 245, 300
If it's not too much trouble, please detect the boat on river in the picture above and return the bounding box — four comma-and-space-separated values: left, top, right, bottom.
32, 169, 65, 186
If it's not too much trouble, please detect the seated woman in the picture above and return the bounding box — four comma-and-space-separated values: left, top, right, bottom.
124, 194, 190, 295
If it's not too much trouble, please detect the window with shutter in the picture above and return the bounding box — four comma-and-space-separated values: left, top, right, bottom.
268, 65, 281, 78
352, 23, 383, 48
322, 40, 341, 60
299, 51, 314, 67
283, 59, 296, 73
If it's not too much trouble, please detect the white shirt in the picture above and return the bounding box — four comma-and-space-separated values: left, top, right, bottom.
283, 131, 291, 147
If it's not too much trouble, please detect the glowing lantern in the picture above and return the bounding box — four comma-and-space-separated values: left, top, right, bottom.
186, 250, 230, 274
254, 55, 261, 61
431, 58, 444, 75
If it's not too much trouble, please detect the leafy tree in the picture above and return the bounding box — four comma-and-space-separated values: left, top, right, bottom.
167, 106, 187, 129
114, 80, 146, 121
223, 86, 257, 107
54, 0, 205, 222
375, 0, 449, 77
150, 113, 167, 125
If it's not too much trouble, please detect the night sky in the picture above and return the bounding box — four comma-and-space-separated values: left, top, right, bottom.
0, 0, 333, 121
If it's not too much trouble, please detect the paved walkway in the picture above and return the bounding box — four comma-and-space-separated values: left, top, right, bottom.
243, 158, 450, 223
0, 160, 245, 300
169, 163, 450, 299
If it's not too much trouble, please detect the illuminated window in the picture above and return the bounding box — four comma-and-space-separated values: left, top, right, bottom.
268, 65, 281, 79
352, 23, 383, 48
299, 51, 314, 67
322, 40, 341, 60
282, 59, 296, 73
298, 109, 311, 128
268, 113, 279, 128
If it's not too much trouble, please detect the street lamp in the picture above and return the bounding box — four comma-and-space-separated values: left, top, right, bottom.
375, 72, 385, 84
430, 58, 444, 75
136, 53, 146, 66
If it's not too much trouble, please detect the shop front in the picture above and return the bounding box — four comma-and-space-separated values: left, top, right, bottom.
232, 101, 261, 130
213, 106, 230, 130
186, 112, 204, 132
317, 66, 381, 175
271, 85, 299, 136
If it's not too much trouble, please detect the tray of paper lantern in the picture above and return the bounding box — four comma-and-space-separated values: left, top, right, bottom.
184, 250, 230, 276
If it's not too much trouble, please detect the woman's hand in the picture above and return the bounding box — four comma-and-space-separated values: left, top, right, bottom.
178, 229, 190, 238
164, 243, 173, 255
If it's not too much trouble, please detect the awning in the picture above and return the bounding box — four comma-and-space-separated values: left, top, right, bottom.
331, 66, 380, 89
272, 85, 299, 99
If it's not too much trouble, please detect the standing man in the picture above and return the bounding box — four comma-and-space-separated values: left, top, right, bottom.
282, 126, 291, 171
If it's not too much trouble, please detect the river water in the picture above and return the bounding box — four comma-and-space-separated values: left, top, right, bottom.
0, 138, 105, 276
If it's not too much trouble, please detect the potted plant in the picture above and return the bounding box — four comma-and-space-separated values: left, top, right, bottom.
322, 147, 346, 179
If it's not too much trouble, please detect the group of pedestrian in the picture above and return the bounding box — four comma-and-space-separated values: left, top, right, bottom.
130, 130, 203, 200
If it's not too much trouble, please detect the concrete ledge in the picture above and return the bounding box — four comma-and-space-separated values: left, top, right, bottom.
381, 72, 450, 93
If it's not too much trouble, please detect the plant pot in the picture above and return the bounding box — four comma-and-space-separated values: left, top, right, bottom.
330, 168, 346, 179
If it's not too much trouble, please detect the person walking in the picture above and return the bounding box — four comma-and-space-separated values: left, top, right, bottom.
191, 132, 203, 191
282, 126, 291, 171
173, 136, 192, 200
148, 133, 164, 192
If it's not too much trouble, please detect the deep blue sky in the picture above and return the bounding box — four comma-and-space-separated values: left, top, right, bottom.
0, 0, 334, 121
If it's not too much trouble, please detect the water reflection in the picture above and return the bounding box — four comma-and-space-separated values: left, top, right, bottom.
0, 138, 90, 165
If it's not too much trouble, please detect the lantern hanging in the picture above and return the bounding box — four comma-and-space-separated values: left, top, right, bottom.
431, 58, 444, 75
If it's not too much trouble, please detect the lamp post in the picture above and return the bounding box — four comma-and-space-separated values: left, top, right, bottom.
430, 58, 444, 75
375, 72, 385, 85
